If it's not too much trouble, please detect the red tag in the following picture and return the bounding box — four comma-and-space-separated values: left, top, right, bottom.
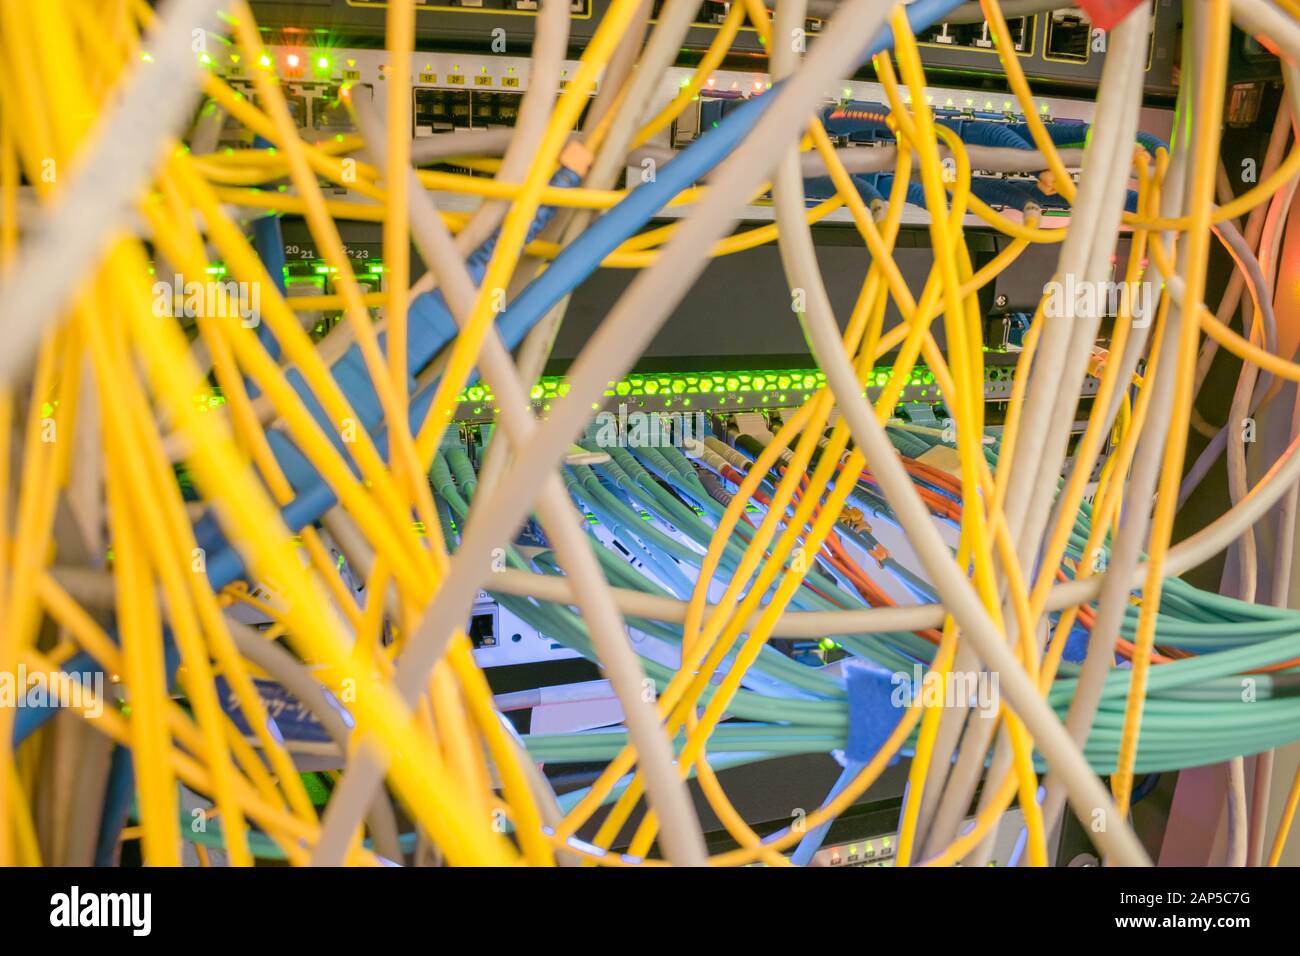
1076, 0, 1145, 32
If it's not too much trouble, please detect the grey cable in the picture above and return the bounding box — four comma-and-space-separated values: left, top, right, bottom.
473, 0, 700, 501
776, 134, 1151, 865
1177, 214, 1281, 508
958, 36, 1154, 863
191, 103, 227, 156
1248, 751, 1275, 865
1224, 318, 1263, 602
1196, 173, 1296, 867
1036, 14, 1201, 850
222, 616, 404, 862
1011, 3, 1151, 570
1193, 99, 1292, 398
408, 128, 518, 165
926, 2, 1153, 861
0, 0, 232, 388
582, 0, 654, 135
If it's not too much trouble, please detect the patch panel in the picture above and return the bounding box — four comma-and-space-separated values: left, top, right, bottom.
209, 45, 1173, 155
472, 90, 522, 128
446, 358, 1078, 423
209, 47, 598, 144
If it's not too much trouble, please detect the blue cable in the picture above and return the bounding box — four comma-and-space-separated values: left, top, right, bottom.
249, 135, 289, 367
790, 759, 864, 865
937, 117, 1031, 150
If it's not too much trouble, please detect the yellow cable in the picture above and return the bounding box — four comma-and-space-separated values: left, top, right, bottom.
1268, 765, 1300, 866
633, 0, 750, 148
1111, 0, 1231, 816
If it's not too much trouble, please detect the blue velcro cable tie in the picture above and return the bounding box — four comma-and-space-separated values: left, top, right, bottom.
843, 658, 907, 766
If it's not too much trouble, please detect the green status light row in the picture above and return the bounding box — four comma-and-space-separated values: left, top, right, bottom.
457, 366, 940, 407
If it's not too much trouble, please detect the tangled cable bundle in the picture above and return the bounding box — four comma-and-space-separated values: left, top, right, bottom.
3, 0, 1300, 869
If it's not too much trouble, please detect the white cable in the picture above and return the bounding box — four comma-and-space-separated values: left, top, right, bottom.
630, 142, 1089, 177
1227, 756, 1249, 865
1231, 0, 1300, 67
1036, 2, 1207, 841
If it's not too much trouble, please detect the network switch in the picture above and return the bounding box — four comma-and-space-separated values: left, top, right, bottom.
247, 0, 1181, 95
